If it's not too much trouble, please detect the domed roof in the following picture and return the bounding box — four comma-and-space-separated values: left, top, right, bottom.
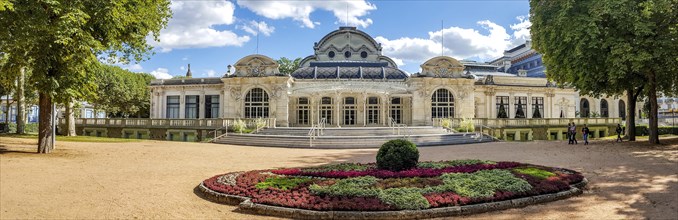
291, 61, 408, 80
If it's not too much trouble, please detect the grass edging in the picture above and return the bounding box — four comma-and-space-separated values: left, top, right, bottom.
198, 178, 588, 219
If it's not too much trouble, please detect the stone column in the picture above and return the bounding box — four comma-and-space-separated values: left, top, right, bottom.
199, 89, 206, 119
527, 93, 533, 118
508, 92, 515, 118
334, 93, 341, 126
179, 89, 186, 119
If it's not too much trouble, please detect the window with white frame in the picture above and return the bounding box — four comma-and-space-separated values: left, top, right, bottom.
244, 88, 269, 118
431, 89, 454, 118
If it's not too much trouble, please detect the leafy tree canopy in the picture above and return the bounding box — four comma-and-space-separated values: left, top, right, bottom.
277, 57, 302, 75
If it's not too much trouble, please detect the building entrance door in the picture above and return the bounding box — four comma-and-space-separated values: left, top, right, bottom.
343, 97, 356, 126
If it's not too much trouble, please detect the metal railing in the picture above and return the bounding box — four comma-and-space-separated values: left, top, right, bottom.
308, 118, 326, 147
389, 117, 411, 140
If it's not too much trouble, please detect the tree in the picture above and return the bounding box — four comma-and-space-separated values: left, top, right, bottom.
90, 64, 154, 118
0, 0, 12, 11
0, 1, 171, 153
277, 57, 302, 75
530, 0, 678, 144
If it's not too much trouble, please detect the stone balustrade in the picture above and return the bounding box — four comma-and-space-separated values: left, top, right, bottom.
60, 118, 277, 129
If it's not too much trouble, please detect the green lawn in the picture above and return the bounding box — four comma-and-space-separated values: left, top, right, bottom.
0, 133, 143, 143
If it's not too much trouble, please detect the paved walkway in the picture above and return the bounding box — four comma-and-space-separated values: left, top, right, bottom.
1, 136, 676, 219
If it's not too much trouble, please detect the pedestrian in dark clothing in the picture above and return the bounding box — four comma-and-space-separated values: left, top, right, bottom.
567, 122, 573, 144
582, 124, 590, 145
571, 122, 578, 144
616, 124, 623, 142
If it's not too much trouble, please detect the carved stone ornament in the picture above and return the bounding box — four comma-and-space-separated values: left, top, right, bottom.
230, 87, 242, 101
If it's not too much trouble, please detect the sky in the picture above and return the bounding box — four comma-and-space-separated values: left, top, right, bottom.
121, 0, 532, 79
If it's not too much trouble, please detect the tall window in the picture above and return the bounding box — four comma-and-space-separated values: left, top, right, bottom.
496, 96, 509, 118
367, 97, 380, 124
532, 97, 544, 118
343, 97, 356, 125
600, 99, 609, 118
619, 100, 626, 120
320, 97, 333, 125
514, 96, 527, 118
166, 96, 180, 118
390, 97, 402, 124
580, 99, 590, 118
297, 97, 310, 125
431, 89, 454, 118
185, 95, 199, 119
204, 95, 220, 118
244, 88, 269, 118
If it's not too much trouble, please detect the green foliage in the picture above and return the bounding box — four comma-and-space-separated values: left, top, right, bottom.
276, 57, 302, 75
440, 118, 452, 129
254, 118, 267, 129
255, 176, 312, 191
417, 160, 496, 169
7, 123, 38, 133
90, 64, 154, 118
530, 0, 678, 143
457, 118, 475, 132
375, 177, 443, 189
0, 0, 13, 11
378, 188, 430, 210
513, 167, 556, 179
302, 163, 374, 172
231, 119, 247, 133
376, 139, 419, 171
436, 170, 532, 198
309, 176, 380, 197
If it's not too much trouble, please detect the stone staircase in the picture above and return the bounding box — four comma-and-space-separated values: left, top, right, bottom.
212, 126, 495, 148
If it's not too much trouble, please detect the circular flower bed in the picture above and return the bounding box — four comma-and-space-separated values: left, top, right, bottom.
200, 159, 586, 216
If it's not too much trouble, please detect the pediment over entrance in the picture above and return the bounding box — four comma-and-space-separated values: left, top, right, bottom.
420, 56, 466, 78
233, 54, 281, 77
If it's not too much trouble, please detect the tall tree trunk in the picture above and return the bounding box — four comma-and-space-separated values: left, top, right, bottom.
647, 71, 659, 144
16, 68, 26, 134
4, 98, 9, 124
38, 93, 54, 153
65, 100, 76, 136
625, 88, 637, 141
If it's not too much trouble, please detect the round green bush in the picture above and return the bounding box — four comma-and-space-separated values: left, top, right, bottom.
376, 139, 419, 171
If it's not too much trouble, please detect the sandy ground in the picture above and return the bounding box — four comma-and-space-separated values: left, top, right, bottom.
1, 136, 677, 220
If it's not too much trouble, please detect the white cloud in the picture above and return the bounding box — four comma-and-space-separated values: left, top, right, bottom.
240, 20, 275, 36
375, 16, 531, 67
180, 66, 185, 71
150, 68, 173, 79
510, 15, 531, 47
206, 69, 217, 77
124, 64, 144, 72
182, 56, 188, 61
150, 1, 250, 52
237, 0, 376, 28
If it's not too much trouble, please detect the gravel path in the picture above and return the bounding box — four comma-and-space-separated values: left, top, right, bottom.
1, 136, 676, 219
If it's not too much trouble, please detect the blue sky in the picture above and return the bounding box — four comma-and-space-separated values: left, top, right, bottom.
123, 0, 531, 79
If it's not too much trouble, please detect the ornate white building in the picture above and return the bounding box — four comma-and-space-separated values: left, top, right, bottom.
149, 27, 633, 127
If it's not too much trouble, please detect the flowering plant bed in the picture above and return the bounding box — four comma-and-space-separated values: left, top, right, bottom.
200, 160, 586, 216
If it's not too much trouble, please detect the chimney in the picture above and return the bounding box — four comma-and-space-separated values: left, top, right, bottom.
186, 64, 192, 78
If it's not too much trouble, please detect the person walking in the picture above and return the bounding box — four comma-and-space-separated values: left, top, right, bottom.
616, 124, 623, 142
567, 122, 573, 144
582, 124, 590, 145
571, 122, 578, 144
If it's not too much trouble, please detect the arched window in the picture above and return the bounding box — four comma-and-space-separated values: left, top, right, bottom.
431, 89, 454, 118
600, 99, 609, 118
619, 100, 626, 120
244, 88, 269, 118
580, 99, 590, 118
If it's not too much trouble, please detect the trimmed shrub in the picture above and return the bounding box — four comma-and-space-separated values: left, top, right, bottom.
513, 167, 556, 179
255, 176, 312, 190
378, 187, 430, 210
376, 139, 419, 171
309, 176, 380, 197
436, 169, 532, 198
